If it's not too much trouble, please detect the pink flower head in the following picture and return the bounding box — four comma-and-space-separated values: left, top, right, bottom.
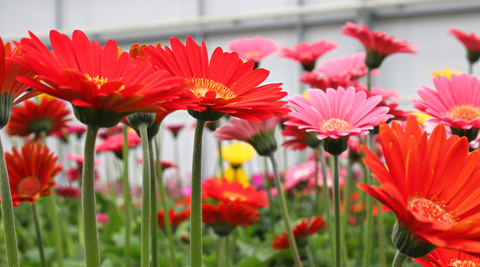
165, 123, 185, 138
66, 167, 100, 182
66, 153, 102, 166
412, 73, 480, 131
96, 131, 142, 158
355, 85, 408, 122
214, 117, 278, 142
308, 166, 346, 189
56, 186, 81, 198
450, 28, 480, 63
341, 22, 418, 69
227, 36, 279, 63
285, 161, 315, 190
280, 40, 337, 71
286, 87, 392, 140
282, 117, 322, 151
300, 71, 357, 91
315, 52, 378, 80
98, 124, 123, 139
67, 124, 87, 137
96, 213, 109, 226
137, 158, 178, 171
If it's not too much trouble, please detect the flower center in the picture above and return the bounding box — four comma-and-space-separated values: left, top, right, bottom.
293, 169, 310, 180
85, 74, 124, 90
222, 191, 247, 202
449, 260, 478, 267
407, 197, 456, 225
244, 51, 262, 60
299, 52, 313, 60
17, 176, 42, 196
448, 105, 480, 122
190, 78, 237, 100
320, 118, 350, 132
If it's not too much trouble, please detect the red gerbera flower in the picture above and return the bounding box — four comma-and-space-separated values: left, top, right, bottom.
7, 142, 62, 207
165, 123, 185, 138
341, 22, 417, 69
202, 201, 260, 236
6, 97, 71, 138
14, 30, 191, 127
450, 28, 480, 64
414, 247, 480, 267
359, 116, 480, 257
271, 217, 326, 251
143, 36, 289, 122
157, 208, 190, 228
203, 178, 268, 208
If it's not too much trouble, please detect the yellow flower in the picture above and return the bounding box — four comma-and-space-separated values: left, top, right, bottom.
302, 89, 312, 99
223, 166, 249, 186
430, 68, 462, 79
411, 112, 431, 125
221, 142, 255, 168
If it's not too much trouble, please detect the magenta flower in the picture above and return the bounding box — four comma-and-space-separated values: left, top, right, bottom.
280, 40, 337, 71
96, 131, 141, 158
315, 52, 377, 80
341, 22, 418, 69
285, 161, 315, 191
450, 28, 480, 63
66, 153, 102, 166
96, 213, 109, 226
165, 123, 185, 138
227, 36, 278, 64
56, 186, 81, 198
300, 71, 357, 91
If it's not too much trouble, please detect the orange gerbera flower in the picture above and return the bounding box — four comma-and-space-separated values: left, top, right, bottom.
157, 208, 190, 229
359, 116, 480, 257
143, 36, 289, 122
202, 202, 260, 236
414, 247, 480, 267
271, 217, 326, 251
6, 97, 71, 138
7, 142, 62, 207
203, 178, 269, 208
13, 30, 191, 127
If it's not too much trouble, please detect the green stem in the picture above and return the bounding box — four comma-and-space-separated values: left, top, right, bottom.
392, 251, 409, 267
32, 203, 46, 267
122, 125, 131, 267
139, 124, 151, 267
217, 140, 224, 178
313, 148, 320, 216
82, 125, 101, 267
363, 133, 375, 267
366, 68, 372, 92
218, 236, 228, 267
191, 120, 207, 267
0, 135, 20, 267
263, 157, 275, 223
268, 153, 303, 267
77, 202, 83, 246
48, 195, 64, 267
343, 159, 352, 233
306, 246, 315, 267
317, 146, 334, 262
377, 202, 386, 267
149, 141, 158, 267
469, 62, 474, 75
333, 155, 341, 267
154, 138, 177, 267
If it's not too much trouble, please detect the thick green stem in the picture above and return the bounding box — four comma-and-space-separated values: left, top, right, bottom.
217, 140, 224, 178
218, 236, 228, 267
82, 125, 101, 267
154, 138, 177, 267
263, 157, 274, 223
333, 155, 341, 267
313, 148, 320, 216
469, 62, 474, 75
48, 195, 64, 267
268, 153, 303, 267
122, 125, 131, 267
317, 146, 334, 261
149, 141, 158, 267
191, 120, 206, 267
363, 133, 375, 267
392, 251, 409, 267
0, 135, 20, 267
32, 203, 46, 267
139, 124, 151, 267
306, 246, 315, 267
366, 68, 372, 92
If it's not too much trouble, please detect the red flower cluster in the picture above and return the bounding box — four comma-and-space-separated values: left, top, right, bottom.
271, 217, 326, 251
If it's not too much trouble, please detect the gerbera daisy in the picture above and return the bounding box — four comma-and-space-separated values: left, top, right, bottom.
412, 73, 480, 141
282, 122, 322, 151
285, 161, 315, 191
55, 186, 81, 198
299, 70, 357, 91
96, 131, 141, 159
143, 36, 289, 123
203, 178, 268, 208
450, 28, 480, 65
96, 213, 109, 226
431, 68, 462, 79
280, 40, 337, 71
98, 124, 123, 139
221, 142, 255, 168
314, 52, 377, 80
157, 208, 190, 230
202, 201, 260, 236
359, 116, 480, 258
7, 142, 62, 207
227, 36, 279, 67
271, 217, 326, 251
414, 248, 480, 267
14, 30, 191, 128
341, 22, 418, 69
165, 123, 185, 138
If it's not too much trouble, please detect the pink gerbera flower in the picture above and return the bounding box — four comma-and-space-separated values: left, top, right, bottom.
287, 87, 391, 138
285, 161, 315, 190
299, 71, 357, 91
450, 28, 480, 64
341, 22, 418, 69
66, 153, 102, 166
315, 52, 377, 80
412, 73, 480, 141
280, 40, 337, 71
227, 36, 278, 66
165, 123, 185, 138
282, 120, 322, 151
56, 186, 81, 198
96, 131, 142, 159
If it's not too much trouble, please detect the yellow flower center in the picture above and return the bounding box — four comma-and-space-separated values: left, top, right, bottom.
190, 78, 237, 100
448, 105, 480, 122
320, 118, 350, 132
449, 260, 478, 267
244, 51, 262, 59
222, 191, 247, 202
407, 197, 455, 225
85, 74, 124, 90
17, 176, 42, 196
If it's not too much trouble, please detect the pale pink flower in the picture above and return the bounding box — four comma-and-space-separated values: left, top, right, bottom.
66, 153, 102, 166
280, 40, 337, 71
214, 117, 279, 142
286, 87, 392, 139
96, 131, 142, 156
227, 36, 279, 62
315, 53, 377, 80
285, 161, 315, 190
